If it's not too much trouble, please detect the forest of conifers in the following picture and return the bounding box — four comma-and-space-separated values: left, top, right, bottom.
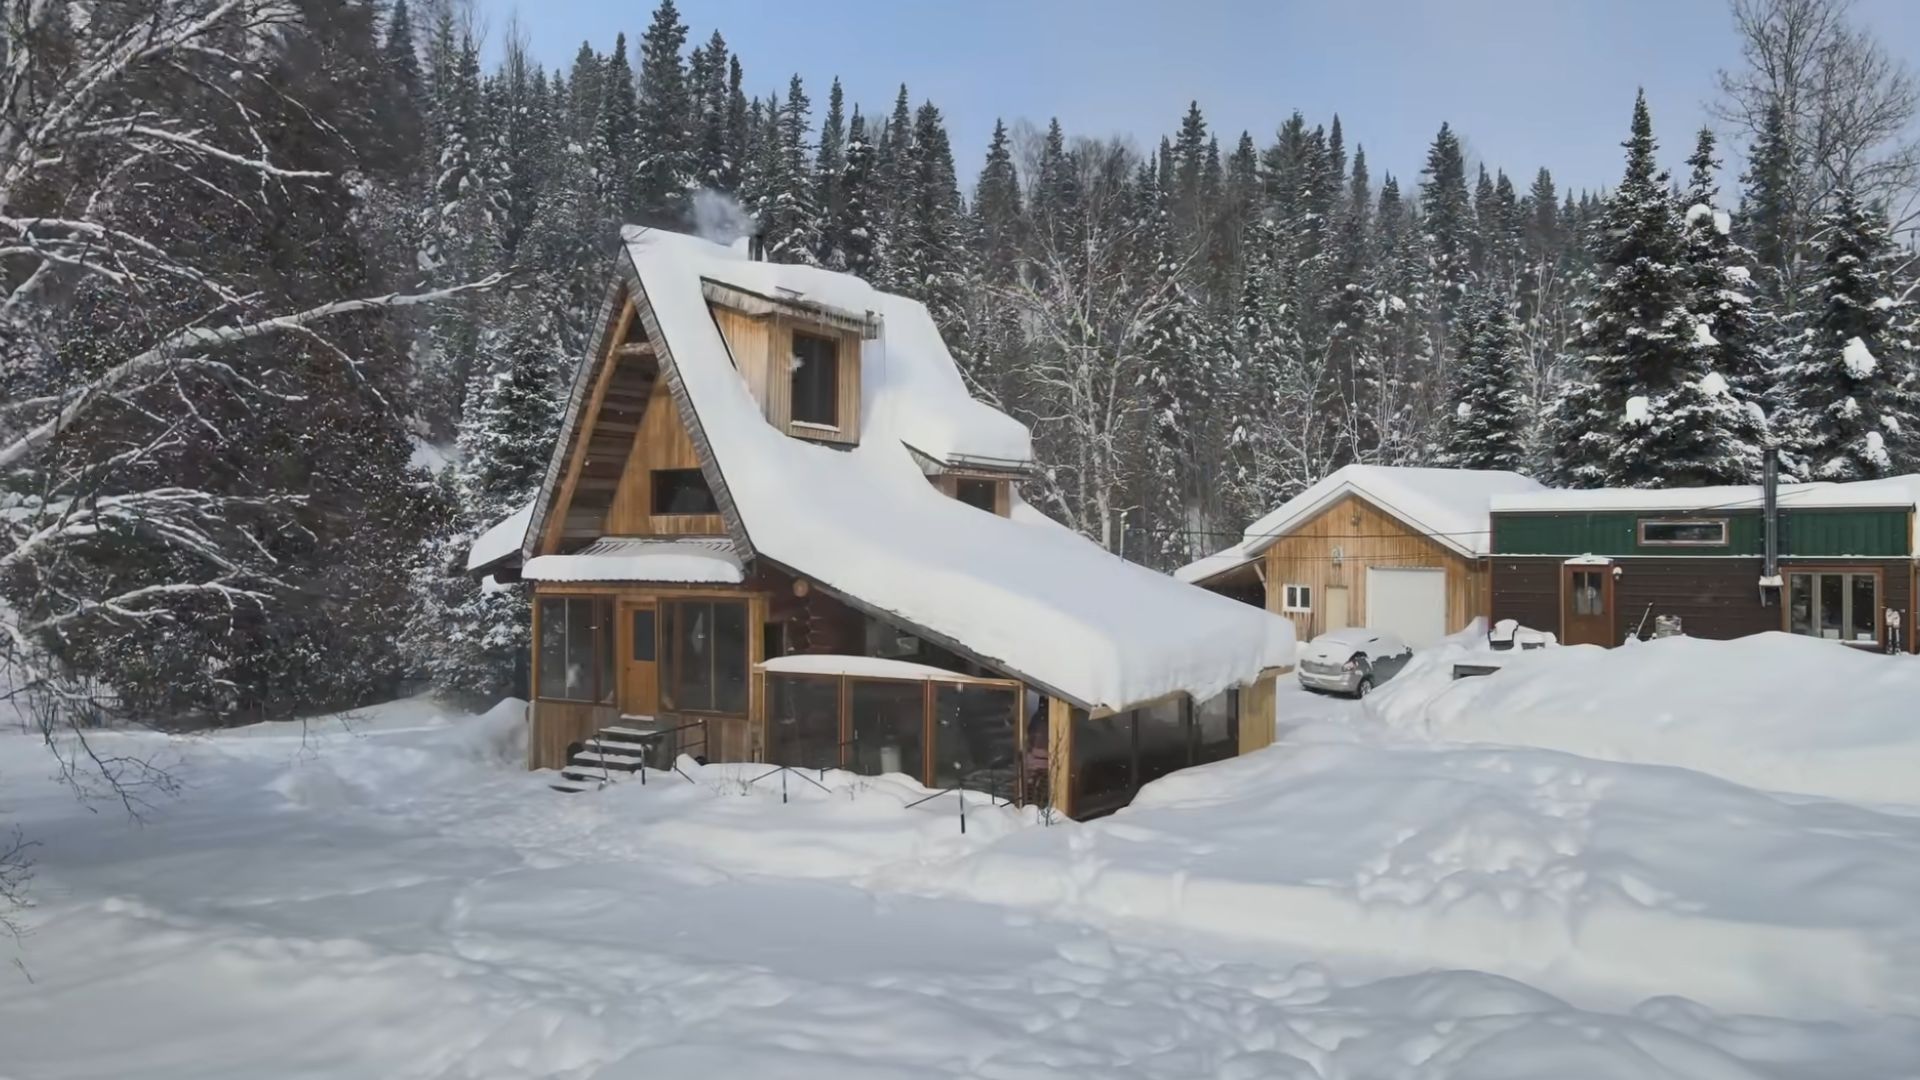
1, 0, 1916, 727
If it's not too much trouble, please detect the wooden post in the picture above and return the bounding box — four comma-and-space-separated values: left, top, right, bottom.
1047, 696, 1074, 818
1238, 673, 1278, 754
527, 596, 542, 770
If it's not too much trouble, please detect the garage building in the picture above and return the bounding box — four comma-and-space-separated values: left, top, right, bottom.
1177, 466, 1545, 648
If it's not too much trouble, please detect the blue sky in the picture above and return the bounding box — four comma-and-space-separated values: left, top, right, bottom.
474, 0, 1920, 197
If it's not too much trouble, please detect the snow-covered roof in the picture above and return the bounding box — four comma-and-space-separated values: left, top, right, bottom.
466, 500, 532, 572
1491, 475, 1920, 514
523, 537, 744, 584
1182, 466, 1546, 578
759, 654, 1008, 682
618, 227, 1292, 711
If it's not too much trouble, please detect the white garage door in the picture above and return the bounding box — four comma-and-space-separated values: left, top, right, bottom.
1365, 567, 1448, 648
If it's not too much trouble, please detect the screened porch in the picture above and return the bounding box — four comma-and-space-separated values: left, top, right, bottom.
758, 655, 1035, 806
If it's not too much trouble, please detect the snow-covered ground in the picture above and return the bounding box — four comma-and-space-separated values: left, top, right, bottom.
2, 639, 1917, 1078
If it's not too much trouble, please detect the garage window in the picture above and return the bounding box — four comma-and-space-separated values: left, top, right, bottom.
1281, 584, 1312, 612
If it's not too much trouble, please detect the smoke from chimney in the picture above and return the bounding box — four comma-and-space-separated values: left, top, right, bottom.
691, 189, 757, 248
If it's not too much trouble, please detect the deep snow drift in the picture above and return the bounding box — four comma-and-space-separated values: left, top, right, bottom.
1, 645, 1917, 1078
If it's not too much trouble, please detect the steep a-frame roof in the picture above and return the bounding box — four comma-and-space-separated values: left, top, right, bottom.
511, 227, 1293, 713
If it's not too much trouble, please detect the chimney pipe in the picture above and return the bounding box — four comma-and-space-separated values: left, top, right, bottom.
748, 230, 766, 262
1762, 445, 1780, 591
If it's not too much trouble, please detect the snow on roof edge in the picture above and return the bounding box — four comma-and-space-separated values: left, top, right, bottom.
467, 501, 533, 572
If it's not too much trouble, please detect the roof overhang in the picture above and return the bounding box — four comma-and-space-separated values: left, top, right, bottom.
1244, 482, 1485, 561
700, 279, 881, 339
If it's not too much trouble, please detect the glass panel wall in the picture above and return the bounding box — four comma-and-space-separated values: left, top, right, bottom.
1788, 571, 1879, 646
849, 680, 925, 778
767, 674, 841, 770
1072, 689, 1245, 817
1193, 689, 1239, 765
661, 599, 750, 715
536, 596, 612, 702
1135, 698, 1190, 786
933, 684, 1020, 800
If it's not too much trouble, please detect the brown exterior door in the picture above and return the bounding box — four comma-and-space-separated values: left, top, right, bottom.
619, 601, 659, 718
1561, 564, 1614, 647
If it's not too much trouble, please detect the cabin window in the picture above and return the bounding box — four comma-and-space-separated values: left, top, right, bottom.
1282, 584, 1312, 613
660, 599, 749, 714
1637, 518, 1729, 546
536, 597, 613, 703
956, 478, 997, 512
631, 609, 656, 662
1787, 571, 1879, 645
789, 331, 840, 428
652, 468, 718, 515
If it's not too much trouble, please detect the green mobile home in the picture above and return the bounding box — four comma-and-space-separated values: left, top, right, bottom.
1488, 478, 1920, 652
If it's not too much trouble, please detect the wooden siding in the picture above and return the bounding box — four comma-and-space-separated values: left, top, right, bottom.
710, 301, 862, 446
1494, 508, 1913, 559
1491, 555, 1917, 650
605, 379, 727, 536
529, 701, 617, 770
1261, 493, 1487, 639
1238, 673, 1277, 754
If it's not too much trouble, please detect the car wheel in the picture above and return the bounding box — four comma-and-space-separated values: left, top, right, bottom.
1354, 676, 1374, 699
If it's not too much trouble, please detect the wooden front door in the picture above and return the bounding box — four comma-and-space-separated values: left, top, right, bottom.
1324, 586, 1350, 634
1561, 564, 1614, 647
619, 601, 659, 717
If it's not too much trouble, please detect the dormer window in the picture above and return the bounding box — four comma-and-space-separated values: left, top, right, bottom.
956, 479, 997, 513
790, 331, 840, 429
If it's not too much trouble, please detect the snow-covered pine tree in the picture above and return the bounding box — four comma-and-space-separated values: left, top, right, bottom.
1776, 188, 1918, 480
1436, 287, 1527, 471
888, 101, 969, 331
634, 0, 695, 225
595, 35, 639, 219
690, 31, 734, 191
813, 79, 847, 249
829, 108, 879, 279
956, 117, 1025, 405
1558, 92, 1758, 488
1740, 100, 1799, 306
1680, 127, 1775, 426
407, 298, 565, 701
757, 75, 822, 265
1419, 122, 1473, 335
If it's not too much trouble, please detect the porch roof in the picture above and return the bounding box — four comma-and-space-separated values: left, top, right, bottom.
522, 537, 744, 584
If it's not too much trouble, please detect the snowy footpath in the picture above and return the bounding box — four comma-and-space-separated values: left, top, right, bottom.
2, 634, 1919, 1078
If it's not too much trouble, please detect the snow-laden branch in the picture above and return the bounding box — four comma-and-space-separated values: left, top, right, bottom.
0, 274, 510, 468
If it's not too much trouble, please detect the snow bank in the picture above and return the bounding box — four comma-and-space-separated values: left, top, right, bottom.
908, 735, 1920, 1018
1368, 632, 1920, 805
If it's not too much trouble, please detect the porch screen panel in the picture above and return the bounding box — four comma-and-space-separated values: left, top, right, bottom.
713, 602, 748, 713
1135, 698, 1190, 786
1072, 710, 1135, 818
849, 680, 926, 781
564, 598, 595, 700
1194, 689, 1239, 765
768, 675, 841, 769
933, 684, 1019, 798
1819, 574, 1844, 639
537, 599, 569, 699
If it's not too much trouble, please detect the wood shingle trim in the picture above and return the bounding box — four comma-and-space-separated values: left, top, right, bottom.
525, 279, 628, 558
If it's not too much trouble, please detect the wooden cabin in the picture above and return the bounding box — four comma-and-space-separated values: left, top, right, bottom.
1488, 480, 1920, 651
469, 226, 1293, 818
1178, 466, 1545, 648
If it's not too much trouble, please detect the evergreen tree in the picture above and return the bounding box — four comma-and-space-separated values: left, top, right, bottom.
814, 78, 847, 246
634, 0, 695, 224
756, 75, 822, 264
1559, 92, 1757, 488
1777, 189, 1917, 479
1437, 287, 1528, 470
1681, 127, 1774, 417
407, 298, 565, 700
690, 30, 733, 190
595, 34, 639, 217
1419, 122, 1473, 316
829, 108, 879, 278
1741, 100, 1797, 303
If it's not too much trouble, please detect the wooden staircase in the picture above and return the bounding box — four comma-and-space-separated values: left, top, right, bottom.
552, 717, 706, 793
552, 724, 667, 793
